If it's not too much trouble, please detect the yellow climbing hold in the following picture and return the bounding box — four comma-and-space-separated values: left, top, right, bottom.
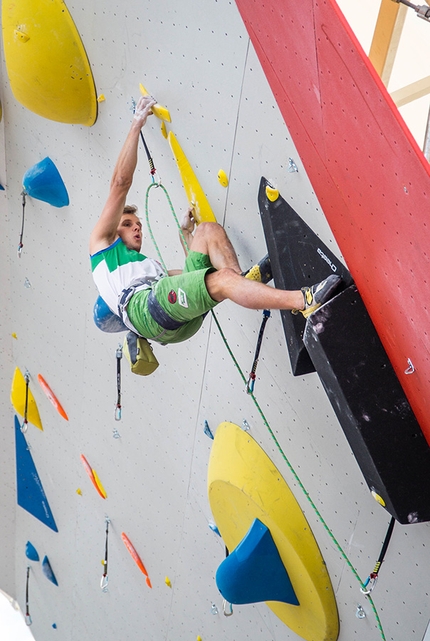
197, 637, 202, 641
371, 490, 386, 507
92, 469, 108, 499
217, 169, 229, 187
11, 332, 17, 339
76, 488, 82, 496
160, 120, 168, 139
266, 185, 279, 202
2, 0, 98, 125
168, 131, 217, 224
97, 94, 106, 103
165, 576, 172, 588
139, 83, 171, 122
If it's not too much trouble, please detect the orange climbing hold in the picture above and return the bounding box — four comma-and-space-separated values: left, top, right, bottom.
121, 533, 152, 588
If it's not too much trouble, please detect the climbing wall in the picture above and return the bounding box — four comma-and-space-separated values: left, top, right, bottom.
1, 1, 430, 640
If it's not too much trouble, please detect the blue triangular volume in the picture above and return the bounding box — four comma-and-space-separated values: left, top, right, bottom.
22, 157, 69, 207
216, 518, 299, 606
15, 416, 58, 532
42, 556, 58, 586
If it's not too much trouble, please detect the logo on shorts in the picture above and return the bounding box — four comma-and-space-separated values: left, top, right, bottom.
178, 288, 188, 308
168, 290, 177, 304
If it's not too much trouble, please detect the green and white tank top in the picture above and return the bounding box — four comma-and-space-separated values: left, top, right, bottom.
90, 238, 166, 314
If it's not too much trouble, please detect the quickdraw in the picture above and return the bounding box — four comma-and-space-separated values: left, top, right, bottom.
131, 97, 160, 184
21, 370, 30, 433
361, 516, 395, 595
115, 345, 122, 421
100, 517, 110, 592
25, 566, 32, 626
246, 309, 271, 394
18, 191, 26, 257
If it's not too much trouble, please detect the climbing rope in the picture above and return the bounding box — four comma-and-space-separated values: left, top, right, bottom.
144, 182, 189, 272
139, 133, 387, 640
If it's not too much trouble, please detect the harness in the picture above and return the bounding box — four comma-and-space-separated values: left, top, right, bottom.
117, 277, 186, 340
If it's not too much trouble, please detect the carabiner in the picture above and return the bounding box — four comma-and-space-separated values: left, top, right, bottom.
246, 373, 256, 394
100, 573, 109, 592
151, 170, 162, 186
360, 574, 378, 595
223, 600, 233, 617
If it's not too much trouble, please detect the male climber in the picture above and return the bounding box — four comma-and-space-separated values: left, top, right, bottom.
90, 95, 341, 345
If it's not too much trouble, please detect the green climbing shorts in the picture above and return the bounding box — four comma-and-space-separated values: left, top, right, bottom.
126, 251, 219, 344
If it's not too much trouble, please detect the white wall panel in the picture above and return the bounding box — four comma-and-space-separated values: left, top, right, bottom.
1, 1, 430, 640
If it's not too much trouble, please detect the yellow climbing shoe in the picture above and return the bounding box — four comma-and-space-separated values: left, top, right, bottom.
292, 274, 342, 318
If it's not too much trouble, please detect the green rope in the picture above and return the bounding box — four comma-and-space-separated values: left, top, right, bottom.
145, 183, 189, 270
144, 181, 386, 640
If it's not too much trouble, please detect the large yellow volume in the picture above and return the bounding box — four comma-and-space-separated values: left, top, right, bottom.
168, 131, 217, 224
208, 422, 339, 641
2, 0, 97, 126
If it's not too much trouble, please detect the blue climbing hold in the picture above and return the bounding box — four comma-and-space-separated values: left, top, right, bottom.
93, 295, 128, 333
204, 420, 214, 440
25, 541, 40, 562
209, 522, 221, 536
216, 518, 299, 606
22, 157, 69, 207
42, 556, 58, 586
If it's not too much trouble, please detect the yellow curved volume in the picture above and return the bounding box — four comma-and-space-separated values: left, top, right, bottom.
11, 368, 43, 431
2, 0, 97, 126
168, 131, 217, 224
208, 422, 339, 641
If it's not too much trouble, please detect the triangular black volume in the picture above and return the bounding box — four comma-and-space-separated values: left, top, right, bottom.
258, 177, 353, 375
304, 285, 430, 524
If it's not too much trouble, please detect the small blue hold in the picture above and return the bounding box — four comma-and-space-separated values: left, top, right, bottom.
209, 522, 221, 537
25, 541, 39, 562
204, 420, 214, 440
42, 556, 58, 586
52, 623, 57, 629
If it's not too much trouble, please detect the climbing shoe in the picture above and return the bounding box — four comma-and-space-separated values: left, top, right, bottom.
242, 253, 273, 284
292, 274, 342, 318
